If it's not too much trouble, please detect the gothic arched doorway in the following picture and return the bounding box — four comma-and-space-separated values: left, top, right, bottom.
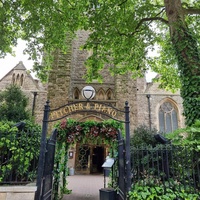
75, 144, 105, 174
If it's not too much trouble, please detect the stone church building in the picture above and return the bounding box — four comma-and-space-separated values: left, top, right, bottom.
0, 30, 185, 174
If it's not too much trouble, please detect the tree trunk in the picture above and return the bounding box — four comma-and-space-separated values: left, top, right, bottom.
164, 0, 200, 125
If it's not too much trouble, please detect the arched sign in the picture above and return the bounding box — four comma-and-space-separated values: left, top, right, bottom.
48, 101, 126, 122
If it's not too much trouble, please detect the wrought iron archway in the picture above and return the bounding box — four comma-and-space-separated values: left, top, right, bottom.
35, 100, 131, 200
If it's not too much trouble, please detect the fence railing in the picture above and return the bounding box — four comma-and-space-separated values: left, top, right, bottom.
0, 129, 41, 185
131, 144, 200, 194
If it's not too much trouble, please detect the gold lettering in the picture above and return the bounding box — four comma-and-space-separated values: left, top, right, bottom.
85, 103, 91, 110
99, 105, 103, 111
49, 111, 60, 120
49, 102, 117, 120
73, 104, 78, 111
63, 107, 69, 114
94, 104, 99, 110
107, 107, 113, 115
57, 110, 63, 117
49, 112, 55, 120
101, 106, 107, 112
68, 105, 74, 112
94, 104, 104, 111
111, 110, 117, 117
78, 103, 84, 110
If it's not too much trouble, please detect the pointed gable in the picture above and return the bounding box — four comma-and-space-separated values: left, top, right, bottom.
0, 61, 39, 91
13, 61, 26, 70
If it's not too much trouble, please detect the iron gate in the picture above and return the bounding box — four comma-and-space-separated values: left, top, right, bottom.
35, 129, 57, 200
35, 100, 131, 200
118, 130, 126, 200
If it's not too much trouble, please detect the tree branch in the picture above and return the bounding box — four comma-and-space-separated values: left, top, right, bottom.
135, 17, 168, 30
115, 16, 168, 37
112, 7, 168, 37
134, 8, 168, 31
118, 0, 128, 7
184, 7, 200, 15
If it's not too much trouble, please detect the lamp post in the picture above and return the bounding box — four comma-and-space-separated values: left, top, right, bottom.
81, 86, 96, 100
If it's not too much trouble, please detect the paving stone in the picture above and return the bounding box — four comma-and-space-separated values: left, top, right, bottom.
63, 175, 105, 200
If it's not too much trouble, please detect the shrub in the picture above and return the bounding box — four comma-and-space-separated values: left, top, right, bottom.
129, 181, 200, 200
165, 120, 200, 147
130, 125, 158, 146
0, 120, 41, 184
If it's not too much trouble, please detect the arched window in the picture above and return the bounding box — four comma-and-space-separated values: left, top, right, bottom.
74, 88, 80, 99
20, 74, 24, 86
106, 89, 113, 100
12, 74, 15, 84
16, 74, 20, 85
159, 101, 178, 133
97, 88, 105, 100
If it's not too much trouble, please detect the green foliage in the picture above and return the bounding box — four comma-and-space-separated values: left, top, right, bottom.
131, 125, 158, 146
164, 122, 200, 193
165, 120, 200, 147
0, 85, 31, 122
53, 142, 70, 200
130, 124, 200, 200
130, 122, 200, 200
56, 118, 122, 146
171, 25, 200, 126
129, 181, 200, 200
1, 1, 200, 124
0, 120, 41, 183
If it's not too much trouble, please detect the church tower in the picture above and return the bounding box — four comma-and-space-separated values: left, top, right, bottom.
47, 30, 138, 127
47, 30, 139, 174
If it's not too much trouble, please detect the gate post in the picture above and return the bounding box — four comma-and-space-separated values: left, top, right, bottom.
125, 101, 131, 195
35, 101, 50, 200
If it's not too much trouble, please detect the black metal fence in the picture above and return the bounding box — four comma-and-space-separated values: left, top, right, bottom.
131, 144, 200, 194
0, 129, 41, 185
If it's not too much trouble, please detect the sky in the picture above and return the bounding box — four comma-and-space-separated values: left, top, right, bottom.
0, 39, 36, 79
0, 39, 157, 81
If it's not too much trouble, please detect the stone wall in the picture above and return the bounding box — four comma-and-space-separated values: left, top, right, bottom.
136, 78, 185, 131
47, 49, 72, 108
0, 186, 36, 200
114, 73, 138, 133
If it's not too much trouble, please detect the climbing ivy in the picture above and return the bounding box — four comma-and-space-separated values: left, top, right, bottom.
172, 27, 200, 126
52, 118, 122, 200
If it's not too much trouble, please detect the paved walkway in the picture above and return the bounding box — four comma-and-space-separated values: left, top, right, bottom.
63, 175, 105, 200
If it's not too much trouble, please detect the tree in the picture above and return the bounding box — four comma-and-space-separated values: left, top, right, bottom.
0, 0, 199, 125
0, 85, 30, 122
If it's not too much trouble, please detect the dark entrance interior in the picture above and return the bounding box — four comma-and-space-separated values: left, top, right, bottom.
91, 146, 104, 173
75, 144, 105, 174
